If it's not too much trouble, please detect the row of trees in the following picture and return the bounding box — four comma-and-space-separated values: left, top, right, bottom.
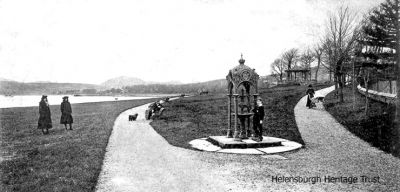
272, 0, 400, 153
271, 47, 318, 81
271, 6, 361, 93
271, 0, 399, 105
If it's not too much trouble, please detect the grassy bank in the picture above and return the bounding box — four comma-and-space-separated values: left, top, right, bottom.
151, 84, 331, 149
323, 86, 398, 157
0, 98, 158, 192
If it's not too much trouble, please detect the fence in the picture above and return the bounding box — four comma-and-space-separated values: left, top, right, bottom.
357, 84, 397, 104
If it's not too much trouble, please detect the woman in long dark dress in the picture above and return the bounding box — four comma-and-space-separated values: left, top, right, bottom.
60, 96, 73, 130
38, 95, 52, 134
306, 84, 315, 109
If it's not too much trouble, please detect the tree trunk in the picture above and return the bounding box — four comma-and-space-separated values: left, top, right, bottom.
364, 72, 370, 116
339, 73, 344, 102
315, 58, 321, 81
376, 77, 379, 92
352, 60, 356, 110
394, 0, 400, 155
334, 74, 338, 99
342, 74, 346, 87
365, 90, 369, 116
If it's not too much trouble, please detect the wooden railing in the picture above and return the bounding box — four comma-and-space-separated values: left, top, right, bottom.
357, 85, 397, 104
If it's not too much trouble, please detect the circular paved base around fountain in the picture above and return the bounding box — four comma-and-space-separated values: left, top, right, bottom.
189, 136, 302, 155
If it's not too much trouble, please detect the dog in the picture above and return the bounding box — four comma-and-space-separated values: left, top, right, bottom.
310, 96, 325, 109
313, 96, 325, 103
129, 113, 138, 121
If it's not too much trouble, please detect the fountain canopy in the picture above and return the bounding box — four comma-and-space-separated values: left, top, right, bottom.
226, 54, 259, 94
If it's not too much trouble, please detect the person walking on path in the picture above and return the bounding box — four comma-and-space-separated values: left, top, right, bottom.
38, 95, 52, 134
306, 84, 315, 109
252, 98, 265, 142
60, 96, 73, 130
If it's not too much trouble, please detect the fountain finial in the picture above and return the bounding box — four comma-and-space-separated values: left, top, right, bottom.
239, 53, 245, 65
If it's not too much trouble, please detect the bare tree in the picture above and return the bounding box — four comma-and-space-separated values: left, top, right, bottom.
299, 48, 315, 68
270, 72, 280, 81
271, 58, 286, 81
313, 44, 324, 81
361, 67, 373, 116
322, 5, 361, 102
282, 48, 299, 80
321, 39, 335, 82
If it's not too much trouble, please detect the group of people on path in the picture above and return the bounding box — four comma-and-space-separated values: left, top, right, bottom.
38, 95, 73, 134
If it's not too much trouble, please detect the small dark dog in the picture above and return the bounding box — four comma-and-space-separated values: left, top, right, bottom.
129, 113, 138, 121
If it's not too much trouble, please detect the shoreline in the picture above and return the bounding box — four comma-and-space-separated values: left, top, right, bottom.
0, 94, 174, 109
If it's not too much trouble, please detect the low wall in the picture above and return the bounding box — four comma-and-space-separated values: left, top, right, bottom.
357, 85, 397, 104
370, 80, 397, 94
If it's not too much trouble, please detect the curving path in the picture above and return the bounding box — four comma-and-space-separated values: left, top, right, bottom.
95, 103, 240, 192
294, 86, 400, 191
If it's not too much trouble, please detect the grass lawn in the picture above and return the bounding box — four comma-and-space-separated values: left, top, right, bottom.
323, 86, 399, 157
0, 98, 158, 192
151, 83, 331, 149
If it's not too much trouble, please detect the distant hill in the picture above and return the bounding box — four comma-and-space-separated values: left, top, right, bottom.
0, 75, 272, 95
188, 79, 226, 89
101, 76, 183, 89
0, 80, 103, 95
123, 78, 227, 94
101, 76, 146, 88
0, 77, 15, 82
146, 80, 183, 85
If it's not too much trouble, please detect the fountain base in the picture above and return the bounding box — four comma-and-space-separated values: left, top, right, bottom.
207, 136, 282, 149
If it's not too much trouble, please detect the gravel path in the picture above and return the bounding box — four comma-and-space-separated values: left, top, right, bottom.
294, 86, 400, 191
95, 103, 241, 192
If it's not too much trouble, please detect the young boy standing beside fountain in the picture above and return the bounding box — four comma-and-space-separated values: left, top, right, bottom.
252, 98, 265, 142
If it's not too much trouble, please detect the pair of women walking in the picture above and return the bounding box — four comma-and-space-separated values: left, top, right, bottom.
37, 95, 73, 134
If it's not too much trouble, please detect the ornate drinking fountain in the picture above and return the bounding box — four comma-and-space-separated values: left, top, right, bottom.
226, 54, 259, 141
204, 54, 289, 150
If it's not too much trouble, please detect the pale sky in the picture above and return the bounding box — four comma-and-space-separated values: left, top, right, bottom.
0, 0, 382, 84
